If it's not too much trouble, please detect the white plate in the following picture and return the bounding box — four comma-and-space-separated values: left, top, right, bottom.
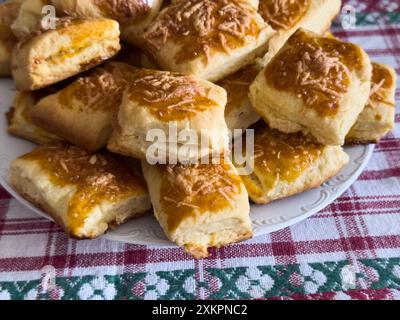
0, 78, 374, 247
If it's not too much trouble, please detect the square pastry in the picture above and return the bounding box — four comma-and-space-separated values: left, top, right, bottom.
259, 0, 341, 65
10, 144, 151, 239
249, 28, 372, 146
218, 63, 261, 136
12, 18, 121, 91
6, 91, 60, 144
141, 159, 252, 258
346, 62, 397, 144
108, 69, 229, 162
51, 0, 164, 46
31, 62, 138, 151
0, 0, 21, 76
142, 0, 274, 82
238, 125, 349, 204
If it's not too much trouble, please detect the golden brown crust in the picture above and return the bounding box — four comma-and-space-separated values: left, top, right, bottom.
108, 69, 229, 162
238, 125, 349, 204
259, 0, 342, 67
259, 0, 311, 31
11, 144, 151, 238
30, 62, 137, 151
141, 0, 272, 82
144, 0, 264, 62
345, 62, 396, 144
12, 18, 121, 91
250, 28, 372, 146
126, 69, 219, 121
159, 160, 243, 232
264, 28, 365, 117
368, 62, 395, 106
53, 0, 152, 23
142, 159, 252, 259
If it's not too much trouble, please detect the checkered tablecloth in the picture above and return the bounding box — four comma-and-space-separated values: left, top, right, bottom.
0, 0, 399, 301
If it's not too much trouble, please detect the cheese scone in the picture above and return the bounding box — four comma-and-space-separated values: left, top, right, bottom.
142, 159, 252, 258
51, 0, 163, 46
259, 0, 341, 65
142, 0, 274, 82
31, 62, 137, 151
10, 144, 151, 239
239, 125, 349, 204
346, 62, 397, 144
12, 18, 121, 91
108, 69, 229, 162
249, 28, 372, 146
0, 0, 23, 76
6, 91, 60, 144
11, 0, 51, 40
218, 64, 261, 136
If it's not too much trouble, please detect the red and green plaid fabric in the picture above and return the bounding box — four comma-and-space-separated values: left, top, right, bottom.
0, 0, 399, 300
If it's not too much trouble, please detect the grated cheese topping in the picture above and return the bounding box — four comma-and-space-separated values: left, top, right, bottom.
367, 62, 395, 107
128, 69, 217, 121
143, 0, 262, 63
159, 160, 243, 231
265, 29, 364, 116
93, 0, 151, 21
58, 62, 137, 112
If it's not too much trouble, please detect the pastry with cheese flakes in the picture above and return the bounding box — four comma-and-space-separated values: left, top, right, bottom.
142, 158, 252, 258
6, 90, 61, 144
31, 62, 137, 151
346, 62, 397, 144
249, 28, 372, 146
259, 0, 342, 65
10, 144, 151, 239
142, 0, 274, 82
108, 69, 230, 162
12, 18, 121, 91
238, 125, 349, 204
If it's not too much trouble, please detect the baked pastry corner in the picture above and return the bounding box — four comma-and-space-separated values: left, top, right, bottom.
31, 62, 138, 151
6, 91, 60, 144
259, 0, 342, 65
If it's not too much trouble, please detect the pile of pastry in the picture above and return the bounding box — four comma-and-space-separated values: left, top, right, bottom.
0, 0, 396, 258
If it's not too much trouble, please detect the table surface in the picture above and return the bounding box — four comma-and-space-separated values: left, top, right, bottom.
1, 0, 400, 300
